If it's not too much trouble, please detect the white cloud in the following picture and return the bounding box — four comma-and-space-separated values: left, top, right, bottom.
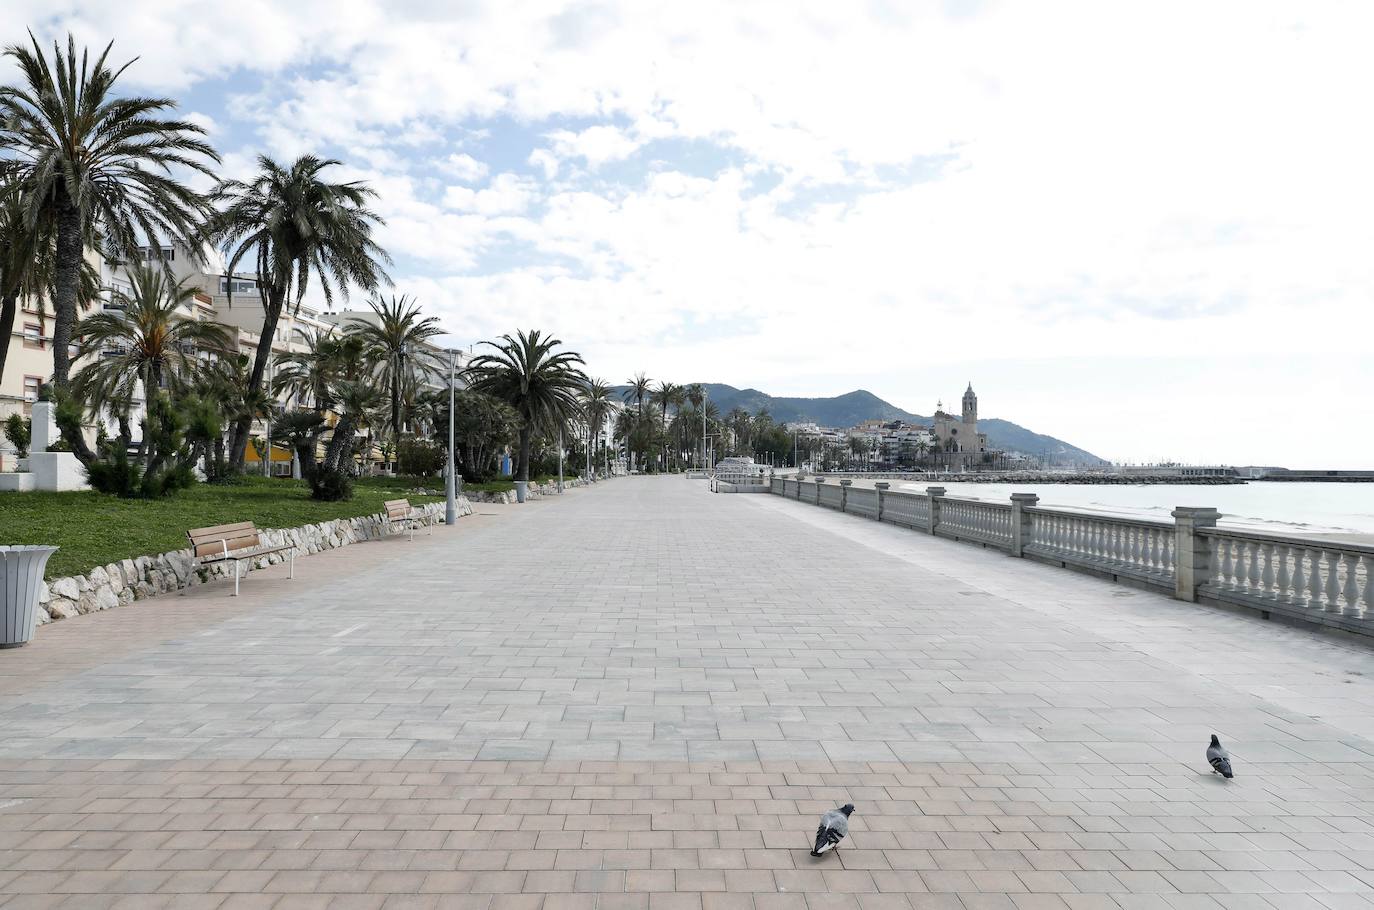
442, 172, 540, 215
545, 125, 643, 169
437, 153, 489, 182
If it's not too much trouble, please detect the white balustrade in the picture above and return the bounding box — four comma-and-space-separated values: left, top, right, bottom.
1201, 531, 1370, 621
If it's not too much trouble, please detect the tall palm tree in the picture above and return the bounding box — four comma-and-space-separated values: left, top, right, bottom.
347, 294, 441, 450
580, 377, 614, 478
70, 264, 233, 473
0, 33, 219, 411
213, 154, 391, 467
0, 182, 48, 386
468, 330, 587, 483
624, 372, 650, 418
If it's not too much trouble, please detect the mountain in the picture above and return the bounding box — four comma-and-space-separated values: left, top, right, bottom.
615, 382, 1106, 465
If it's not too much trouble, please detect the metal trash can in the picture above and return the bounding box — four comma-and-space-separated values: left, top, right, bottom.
1, 546, 59, 648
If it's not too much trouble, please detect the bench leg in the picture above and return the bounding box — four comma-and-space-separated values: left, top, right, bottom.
234, 559, 241, 597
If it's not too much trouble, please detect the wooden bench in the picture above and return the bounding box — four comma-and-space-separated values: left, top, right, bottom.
187, 521, 295, 596
384, 499, 434, 540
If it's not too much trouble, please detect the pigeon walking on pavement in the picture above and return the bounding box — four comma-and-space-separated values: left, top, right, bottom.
811, 804, 855, 857
1207, 734, 1234, 779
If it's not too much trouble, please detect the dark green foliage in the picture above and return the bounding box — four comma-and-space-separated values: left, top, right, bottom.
310, 468, 354, 502
397, 437, 444, 477
3, 413, 29, 458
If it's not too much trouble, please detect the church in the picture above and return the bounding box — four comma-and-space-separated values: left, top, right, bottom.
931, 383, 989, 470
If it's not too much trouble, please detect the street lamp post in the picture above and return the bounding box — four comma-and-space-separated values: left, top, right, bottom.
557, 427, 564, 494
445, 348, 458, 527
262, 360, 273, 478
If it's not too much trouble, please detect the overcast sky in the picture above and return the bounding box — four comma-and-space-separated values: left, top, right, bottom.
15, 2, 1374, 466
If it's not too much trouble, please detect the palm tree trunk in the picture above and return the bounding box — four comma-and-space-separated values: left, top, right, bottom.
50, 196, 82, 389
231, 284, 285, 469
323, 415, 356, 473
517, 425, 532, 481
0, 291, 16, 387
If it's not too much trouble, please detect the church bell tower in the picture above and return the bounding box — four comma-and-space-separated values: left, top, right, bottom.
962, 382, 977, 426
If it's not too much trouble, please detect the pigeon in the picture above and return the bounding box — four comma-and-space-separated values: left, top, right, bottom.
1207, 734, 1234, 779
811, 804, 854, 857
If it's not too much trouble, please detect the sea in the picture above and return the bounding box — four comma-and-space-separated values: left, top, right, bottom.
887, 480, 1374, 540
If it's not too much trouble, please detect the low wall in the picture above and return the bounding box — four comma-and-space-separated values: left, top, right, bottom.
462, 477, 593, 504
35, 499, 470, 626
771, 476, 1374, 639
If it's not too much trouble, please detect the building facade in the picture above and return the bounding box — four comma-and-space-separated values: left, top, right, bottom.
930, 383, 990, 470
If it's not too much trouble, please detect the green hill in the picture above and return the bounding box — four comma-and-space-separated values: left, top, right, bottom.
616, 382, 1106, 465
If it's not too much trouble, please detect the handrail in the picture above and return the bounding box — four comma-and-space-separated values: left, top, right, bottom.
762, 476, 1373, 636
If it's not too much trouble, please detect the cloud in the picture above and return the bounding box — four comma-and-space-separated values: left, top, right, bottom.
545, 125, 643, 169
441, 173, 540, 215
437, 153, 489, 182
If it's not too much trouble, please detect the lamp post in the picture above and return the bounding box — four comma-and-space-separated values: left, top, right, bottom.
557, 426, 564, 494
445, 348, 458, 527
262, 359, 273, 478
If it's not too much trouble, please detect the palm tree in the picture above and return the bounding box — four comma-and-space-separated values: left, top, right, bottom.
624, 372, 650, 418
347, 294, 441, 452
0, 182, 47, 386
321, 379, 382, 475
468, 330, 587, 483
726, 407, 751, 454
580, 378, 614, 479
70, 264, 233, 474
213, 154, 391, 467
0, 33, 219, 412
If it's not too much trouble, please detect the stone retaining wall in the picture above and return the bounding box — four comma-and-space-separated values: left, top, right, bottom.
35, 499, 469, 626
462, 477, 593, 505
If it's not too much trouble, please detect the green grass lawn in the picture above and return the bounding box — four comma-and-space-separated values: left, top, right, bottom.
0, 476, 442, 580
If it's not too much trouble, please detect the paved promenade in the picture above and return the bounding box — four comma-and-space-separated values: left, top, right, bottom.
2, 477, 1373, 908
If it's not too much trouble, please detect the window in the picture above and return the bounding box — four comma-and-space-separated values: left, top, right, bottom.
23, 323, 42, 349
23, 375, 41, 401
219, 279, 256, 294
140, 246, 174, 262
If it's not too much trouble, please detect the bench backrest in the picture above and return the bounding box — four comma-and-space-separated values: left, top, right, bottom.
187, 521, 260, 558
384, 498, 412, 520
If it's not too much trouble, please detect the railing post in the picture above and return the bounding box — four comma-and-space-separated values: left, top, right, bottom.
814, 476, 824, 505
926, 486, 946, 534
1010, 493, 1039, 557
839, 479, 852, 512
875, 482, 889, 522
1172, 506, 1220, 602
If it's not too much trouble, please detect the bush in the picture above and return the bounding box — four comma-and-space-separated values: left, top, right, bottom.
310, 467, 354, 502
86, 452, 143, 497
4, 414, 30, 459
397, 437, 444, 477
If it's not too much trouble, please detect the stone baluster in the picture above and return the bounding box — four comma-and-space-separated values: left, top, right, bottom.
1275, 544, 1291, 602
1219, 537, 1235, 589
1362, 554, 1374, 618
1324, 550, 1343, 613
1308, 547, 1325, 608
875, 482, 889, 522
1261, 542, 1276, 599
926, 487, 945, 535
1172, 507, 1220, 603
1290, 547, 1307, 604
1342, 553, 1360, 616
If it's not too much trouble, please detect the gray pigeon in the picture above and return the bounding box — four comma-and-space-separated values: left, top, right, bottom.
811, 804, 854, 856
1207, 734, 1234, 779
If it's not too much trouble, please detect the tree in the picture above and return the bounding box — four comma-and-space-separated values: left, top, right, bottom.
0, 32, 219, 458
347, 294, 441, 452
271, 409, 326, 480
580, 378, 614, 478
419, 388, 519, 481
468, 330, 586, 483
70, 264, 233, 476
213, 154, 391, 468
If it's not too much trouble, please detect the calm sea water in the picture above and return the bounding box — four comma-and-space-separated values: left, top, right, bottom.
888, 481, 1374, 537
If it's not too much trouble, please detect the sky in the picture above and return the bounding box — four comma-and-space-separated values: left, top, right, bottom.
11, 1, 1374, 467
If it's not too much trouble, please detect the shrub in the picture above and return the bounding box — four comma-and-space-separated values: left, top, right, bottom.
397, 437, 444, 477
4, 414, 30, 459
86, 452, 142, 497
310, 467, 354, 502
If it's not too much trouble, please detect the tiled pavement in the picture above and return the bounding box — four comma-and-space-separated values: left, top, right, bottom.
2, 477, 1373, 908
